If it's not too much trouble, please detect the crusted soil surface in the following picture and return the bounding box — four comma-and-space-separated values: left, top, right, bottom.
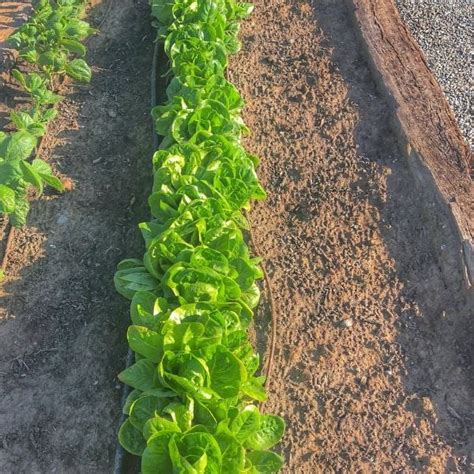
230, 0, 473, 472
0, 0, 153, 472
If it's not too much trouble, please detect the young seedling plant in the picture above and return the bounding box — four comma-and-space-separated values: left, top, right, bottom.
0, 0, 94, 227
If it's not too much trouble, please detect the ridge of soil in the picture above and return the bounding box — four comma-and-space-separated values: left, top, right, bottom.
0, 0, 153, 472
229, 0, 473, 472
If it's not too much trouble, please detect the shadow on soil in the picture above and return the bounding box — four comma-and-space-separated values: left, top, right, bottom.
313, 0, 474, 469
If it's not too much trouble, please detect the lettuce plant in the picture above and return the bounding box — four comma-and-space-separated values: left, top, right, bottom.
0, 0, 94, 227
115, 0, 285, 472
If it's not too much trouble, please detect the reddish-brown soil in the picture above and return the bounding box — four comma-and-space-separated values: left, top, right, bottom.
0, 2, 31, 46
230, 0, 473, 472
0, 0, 473, 473
0, 2, 32, 127
0, 0, 154, 471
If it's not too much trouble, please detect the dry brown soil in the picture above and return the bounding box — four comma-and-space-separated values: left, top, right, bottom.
0, 2, 32, 121
230, 0, 473, 472
0, 2, 31, 46
0, 0, 154, 472
0, 0, 473, 473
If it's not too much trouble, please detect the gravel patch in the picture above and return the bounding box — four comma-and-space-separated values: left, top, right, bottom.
395, 0, 473, 147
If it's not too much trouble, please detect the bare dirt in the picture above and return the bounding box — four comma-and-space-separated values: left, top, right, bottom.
0, 2, 31, 46
0, 0, 154, 472
229, 0, 474, 472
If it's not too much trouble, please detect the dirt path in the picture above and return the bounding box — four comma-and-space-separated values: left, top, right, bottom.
0, 0, 153, 471
229, 0, 473, 472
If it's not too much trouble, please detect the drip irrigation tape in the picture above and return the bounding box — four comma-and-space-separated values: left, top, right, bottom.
245, 214, 277, 392
112, 348, 135, 474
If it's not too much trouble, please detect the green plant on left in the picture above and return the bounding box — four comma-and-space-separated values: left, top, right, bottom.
7, 0, 95, 82
0, 0, 94, 227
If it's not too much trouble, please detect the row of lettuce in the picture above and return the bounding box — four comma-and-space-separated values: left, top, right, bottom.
0, 0, 93, 227
114, 0, 285, 472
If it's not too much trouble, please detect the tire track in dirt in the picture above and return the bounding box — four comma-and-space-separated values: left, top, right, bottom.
229, 0, 473, 472
0, 1, 153, 471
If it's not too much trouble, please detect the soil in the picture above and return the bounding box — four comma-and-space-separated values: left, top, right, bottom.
0, 2, 32, 124
0, 0, 154, 472
229, 0, 473, 472
0, 2, 31, 47
0, 0, 473, 473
